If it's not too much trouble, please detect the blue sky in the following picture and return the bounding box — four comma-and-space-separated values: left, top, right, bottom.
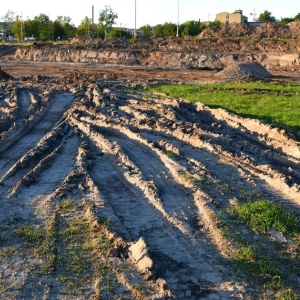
1, 0, 297, 28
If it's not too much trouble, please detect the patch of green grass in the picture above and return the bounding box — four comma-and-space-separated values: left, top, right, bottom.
147, 82, 300, 133
227, 200, 299, 235
234, 245, 281, 288
60, 197, 75, 212
183, 172, 203, 184
165, 150, 177, 158
14, 225, 44, 247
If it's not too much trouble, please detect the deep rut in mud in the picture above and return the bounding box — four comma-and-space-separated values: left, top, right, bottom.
0, 74, 300, 299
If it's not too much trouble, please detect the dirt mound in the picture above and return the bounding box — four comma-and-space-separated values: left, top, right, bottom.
255, 23, 291, 38
200, 23, 254, 38
0, 67, 13, 79
215, 62, 272, 79
199, 21, 300, 39
288, 21, 300, 39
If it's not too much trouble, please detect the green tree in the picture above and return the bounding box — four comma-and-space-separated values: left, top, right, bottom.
76, 17, 92, 37
98, 6, 118, 38
295, 13, 300, 21
23, 19, 39, 40
1, 10, 16, 30
54, 16, 76, 39
279, 17, 294, 26
153, 24, 164, 36
106, 29, 130, 38
163, 22, 177, 36
258, 10, 276, 22
139, 24, 152, 37
12, 16, 22, 41
207, 20, 222, 28
180, 20, 201, 36
34, 14, 54, 40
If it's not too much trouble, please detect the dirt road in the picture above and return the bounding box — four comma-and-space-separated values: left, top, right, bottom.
0, 58, 300, 299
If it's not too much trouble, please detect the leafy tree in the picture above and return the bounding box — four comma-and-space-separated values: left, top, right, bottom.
106, 29, 130, 38
258, 10, 276, 22
295, 13, 300, 21
54, 16, 76, 39
153, 22, 177, 36
34, 14, 54, 40
180, 20, 201, 36
279, 17, 295, 26
12, 16, 22, 40
207, 20, 222, 28
1, 10, 16, 30
23, 19, 39, 39
76, 17, 92, 37
98, 6, 118, 38
139, 24, 152, 37
153, 24, 164, 36
163, 22, 177, 36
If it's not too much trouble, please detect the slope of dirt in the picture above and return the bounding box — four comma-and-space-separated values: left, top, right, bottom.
199, 21, 300, 39
1, 31, 300, 71
0, 66, 300, 299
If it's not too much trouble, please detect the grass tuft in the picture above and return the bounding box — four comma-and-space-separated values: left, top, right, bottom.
228, 200, 299, 235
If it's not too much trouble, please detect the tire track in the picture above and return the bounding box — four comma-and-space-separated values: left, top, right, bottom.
75, 122, 242, 299
0, 91, 75, 174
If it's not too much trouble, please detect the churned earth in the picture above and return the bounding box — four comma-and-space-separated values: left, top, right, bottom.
0, 37, 300, 299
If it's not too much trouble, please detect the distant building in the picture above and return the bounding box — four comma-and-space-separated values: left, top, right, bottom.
216, 9, 248, 24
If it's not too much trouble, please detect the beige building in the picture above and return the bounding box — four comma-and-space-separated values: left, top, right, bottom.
216, 9, 248, 24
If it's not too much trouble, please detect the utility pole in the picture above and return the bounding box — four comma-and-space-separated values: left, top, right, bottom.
176, 0, 179, 37
20, 13, 23, 42
92, 6, 94, 39
250, 9, 257, 21
134, 0, 137, 37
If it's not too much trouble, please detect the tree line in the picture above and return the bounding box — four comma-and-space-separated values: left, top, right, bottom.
257, 10, 300, 25
1, 8, 300, 42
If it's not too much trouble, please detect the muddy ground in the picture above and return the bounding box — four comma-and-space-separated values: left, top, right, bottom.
0, 38, 300, 299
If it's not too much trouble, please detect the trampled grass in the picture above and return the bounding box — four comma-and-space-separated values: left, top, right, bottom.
147, 82, 300, 132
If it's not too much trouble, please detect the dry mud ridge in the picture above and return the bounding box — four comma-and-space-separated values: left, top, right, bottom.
0, 67, 300, 300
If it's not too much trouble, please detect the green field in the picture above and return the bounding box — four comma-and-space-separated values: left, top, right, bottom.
147, 81, 300, 134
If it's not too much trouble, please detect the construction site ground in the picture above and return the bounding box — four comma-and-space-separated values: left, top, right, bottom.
0, 32, 300, 299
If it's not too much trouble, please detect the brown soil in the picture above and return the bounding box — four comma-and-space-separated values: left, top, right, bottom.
200, 21, 300, 39
0, 36, 300, 299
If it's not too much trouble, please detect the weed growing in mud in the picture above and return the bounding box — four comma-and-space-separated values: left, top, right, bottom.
227, 200, 299, 235
147, 82, 300, 133
183, 172, 203, 184
165, 150, 178, 158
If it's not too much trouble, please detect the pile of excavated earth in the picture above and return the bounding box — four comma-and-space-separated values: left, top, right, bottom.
215, 62, 272, 79
0, 26, 300, 299
200, 21, 300, 39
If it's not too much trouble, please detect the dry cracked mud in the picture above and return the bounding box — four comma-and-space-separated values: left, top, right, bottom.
0, 47, 300, 299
